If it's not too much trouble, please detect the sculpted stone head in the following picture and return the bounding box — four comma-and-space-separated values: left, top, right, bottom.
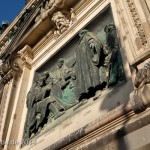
57, 58, 64, 68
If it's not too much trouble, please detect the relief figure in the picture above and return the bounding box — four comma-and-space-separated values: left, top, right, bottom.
24, 24, 126, 139
75, 29, 103, 100
51, 58, 78, 109
24, 72, 65, 139
100, 24, 125, 88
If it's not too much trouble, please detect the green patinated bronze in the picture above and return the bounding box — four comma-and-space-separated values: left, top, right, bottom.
100, 24, 125, 87
23, 24, 125, 140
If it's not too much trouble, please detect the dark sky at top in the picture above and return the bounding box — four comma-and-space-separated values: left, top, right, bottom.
0, 0, 25, 26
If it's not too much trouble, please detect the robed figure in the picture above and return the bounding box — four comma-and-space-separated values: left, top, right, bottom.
76, 29, 103, 100
102, 24, 125, 87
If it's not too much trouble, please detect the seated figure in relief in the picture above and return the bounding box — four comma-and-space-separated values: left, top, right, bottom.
51, 58, 78, 109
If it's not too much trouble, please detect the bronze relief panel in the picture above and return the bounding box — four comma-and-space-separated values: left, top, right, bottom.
23, 6, 126, 141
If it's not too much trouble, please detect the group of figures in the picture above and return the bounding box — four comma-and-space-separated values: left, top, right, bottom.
76, 24, 125, 99
24, 57, 77, 139
24, 24, 125, 140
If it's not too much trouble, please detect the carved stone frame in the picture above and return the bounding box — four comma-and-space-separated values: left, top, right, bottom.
116, 0, 150, 66
15, 1, 135, 150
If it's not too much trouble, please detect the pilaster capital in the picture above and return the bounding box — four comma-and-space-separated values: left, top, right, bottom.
18, 45, 33, 69
0, 58, 20, 84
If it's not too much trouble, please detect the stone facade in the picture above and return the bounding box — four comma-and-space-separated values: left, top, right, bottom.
0, 0, 150, 150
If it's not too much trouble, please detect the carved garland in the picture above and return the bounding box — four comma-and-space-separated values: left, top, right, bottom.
126, 0, 148, 48
1, 69, 16, 84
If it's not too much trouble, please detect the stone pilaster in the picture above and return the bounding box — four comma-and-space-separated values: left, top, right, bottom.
0, 80, 14, 142
0, 53, 23, 149
4, 45, 33, 150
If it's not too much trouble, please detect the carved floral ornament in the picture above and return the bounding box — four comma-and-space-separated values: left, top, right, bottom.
126, 0, 148, 47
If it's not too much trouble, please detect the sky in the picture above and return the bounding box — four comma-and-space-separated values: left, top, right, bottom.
0, 0, 25, 26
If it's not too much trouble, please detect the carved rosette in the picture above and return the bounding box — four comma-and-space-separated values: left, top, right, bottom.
126, 0, 148, 48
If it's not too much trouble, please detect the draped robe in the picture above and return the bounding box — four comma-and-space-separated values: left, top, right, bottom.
76, 31, 103, 99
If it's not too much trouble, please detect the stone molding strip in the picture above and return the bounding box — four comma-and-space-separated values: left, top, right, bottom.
44, 99, 150, 150
62, 108, 150, 150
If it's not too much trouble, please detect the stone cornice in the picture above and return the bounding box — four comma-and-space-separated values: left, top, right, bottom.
0, 0, 35, 40
0, 0, 38, 52
0, 1, 42, 61
32, 0, 106, 66
0, 0, 80, 61
60, 107, 150, 150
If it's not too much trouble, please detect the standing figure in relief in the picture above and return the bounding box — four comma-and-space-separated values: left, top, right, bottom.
76, 29, 103, 100
102, 24, 125, 87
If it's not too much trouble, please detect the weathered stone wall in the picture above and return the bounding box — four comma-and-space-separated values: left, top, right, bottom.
0, 0, 150, 150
